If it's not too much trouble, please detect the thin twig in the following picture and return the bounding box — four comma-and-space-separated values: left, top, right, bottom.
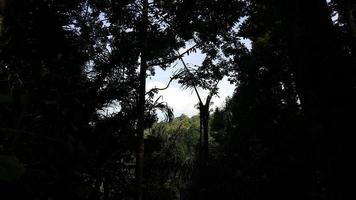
145, 68, 179, 95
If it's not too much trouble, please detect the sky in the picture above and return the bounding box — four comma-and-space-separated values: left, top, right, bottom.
99, 40, 251, 119
146, 44, 239, 118
146, 0, 333, 119
146, 1, 333, 119
95, 11, 252, 119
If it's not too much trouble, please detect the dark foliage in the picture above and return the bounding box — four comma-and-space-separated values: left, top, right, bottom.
1, 0, 355, 199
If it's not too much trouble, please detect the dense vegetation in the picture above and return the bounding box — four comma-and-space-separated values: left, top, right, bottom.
1, 0, 356, 199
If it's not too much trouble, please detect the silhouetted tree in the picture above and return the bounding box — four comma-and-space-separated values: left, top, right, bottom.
2, 1, 355, 199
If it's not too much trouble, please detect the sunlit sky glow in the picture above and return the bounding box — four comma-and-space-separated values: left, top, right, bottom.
147, 39, 251, 118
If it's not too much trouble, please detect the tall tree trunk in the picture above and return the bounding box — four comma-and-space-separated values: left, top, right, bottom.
199, 103, 203, 162
197, 99, 211, 200
202, 109, 209, 167
200, 103, 210, 168
281, 0, 355, 199
136, 0, 148, 199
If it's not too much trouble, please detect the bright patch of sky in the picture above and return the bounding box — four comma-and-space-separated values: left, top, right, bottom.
147, 39, 251, 118
93, 10, 252, 118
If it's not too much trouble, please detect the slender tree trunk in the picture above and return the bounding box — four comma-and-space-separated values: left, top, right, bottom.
200, 104, 210, 168
199, 104, 203, 161
136, 0, 148, 199
197, 101, 211, 200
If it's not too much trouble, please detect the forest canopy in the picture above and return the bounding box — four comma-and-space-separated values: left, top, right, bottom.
1, 0, 356, 200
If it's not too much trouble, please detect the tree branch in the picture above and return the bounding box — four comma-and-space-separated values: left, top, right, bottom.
176, 51, 204, 105
145, 72, 179, 95
147, 44, 199, 67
